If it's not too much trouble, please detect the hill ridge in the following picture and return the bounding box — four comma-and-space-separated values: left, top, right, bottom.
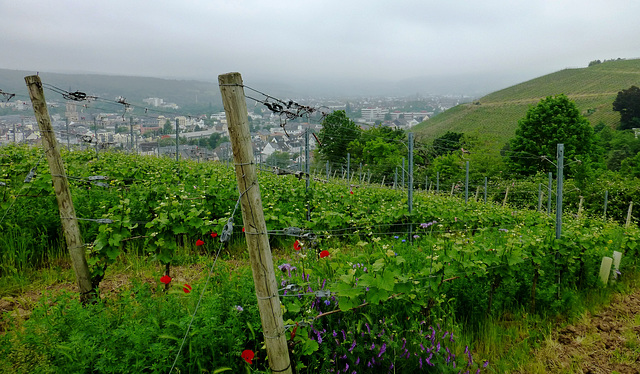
414, 58, 640, 147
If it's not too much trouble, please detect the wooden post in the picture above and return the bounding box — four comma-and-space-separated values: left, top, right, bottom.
25, 75, 94, 303
219, 72, 292, 374
626, 201, 633, 229
577, 196, 584, 219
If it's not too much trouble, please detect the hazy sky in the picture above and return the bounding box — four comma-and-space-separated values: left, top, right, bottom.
2, 0, 639, 95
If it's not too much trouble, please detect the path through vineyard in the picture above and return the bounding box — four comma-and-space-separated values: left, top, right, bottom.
520, 289, 640, 374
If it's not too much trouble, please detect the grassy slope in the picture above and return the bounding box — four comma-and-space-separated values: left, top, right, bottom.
414, 59, 640, 148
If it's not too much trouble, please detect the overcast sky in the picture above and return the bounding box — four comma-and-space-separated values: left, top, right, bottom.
2, 0, 639, 96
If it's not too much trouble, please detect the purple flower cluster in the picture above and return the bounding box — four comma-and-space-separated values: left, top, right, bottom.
420, 220, 438, 229
277, 262, 297, 278
319, 317, 491, 374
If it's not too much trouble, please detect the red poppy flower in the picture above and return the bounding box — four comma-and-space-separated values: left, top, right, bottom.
211, 232, 218, 238
241, 349, 254, 364
183, 284, 192, 293
242, 227, 245, 232
350, 190, 353, 195
160, 274, 172, 284
319, 250, 330, 258
294, 240, 301, 251
196, 239, 205, 246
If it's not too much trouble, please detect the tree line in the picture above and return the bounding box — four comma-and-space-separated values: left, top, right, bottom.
313, 85, 640, 190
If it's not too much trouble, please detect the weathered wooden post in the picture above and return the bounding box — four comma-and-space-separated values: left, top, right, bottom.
219, 72, 292, 374
577, 196, 584, 219
625, 201, 633, 229
25, 75, 94, 303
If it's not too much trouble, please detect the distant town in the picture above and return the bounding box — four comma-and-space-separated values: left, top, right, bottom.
0, 93, 470, 168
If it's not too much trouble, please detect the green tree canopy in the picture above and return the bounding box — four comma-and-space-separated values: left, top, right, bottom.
346, 125, 406, 181
613, 85, 640, 130
431, 131, 465, 159
508, 94, 595, 177
265, 151, 292, 169
317, 110, 361, 165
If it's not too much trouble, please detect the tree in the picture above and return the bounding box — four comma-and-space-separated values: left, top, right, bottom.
346, 125, 406, 181
115, 126, 129, 134
266, 151, 292, 169
431, 131, 464, 159
163, 120, 173, 135
613, 86, 640, 130
317, 110, 361, 165
508, 94, 595, 177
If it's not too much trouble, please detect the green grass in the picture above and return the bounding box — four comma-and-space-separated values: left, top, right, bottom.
414, 58, 640, 148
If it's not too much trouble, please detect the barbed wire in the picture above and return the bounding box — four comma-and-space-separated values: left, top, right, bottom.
0, 89, 16, 102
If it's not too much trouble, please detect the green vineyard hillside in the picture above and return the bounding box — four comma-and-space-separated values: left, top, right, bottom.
414, 58, 640, 148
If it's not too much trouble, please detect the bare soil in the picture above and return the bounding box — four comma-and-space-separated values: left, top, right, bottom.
528, 290, 640, 374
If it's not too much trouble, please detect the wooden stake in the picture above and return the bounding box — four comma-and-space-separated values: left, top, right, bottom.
25, 75, 94, 303
577, 196, 584, 219
219, 73, 292, 374
502, 186, 510, 207
626, 201, 633, 228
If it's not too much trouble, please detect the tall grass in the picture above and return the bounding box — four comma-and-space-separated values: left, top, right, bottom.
0, 227, 66, 277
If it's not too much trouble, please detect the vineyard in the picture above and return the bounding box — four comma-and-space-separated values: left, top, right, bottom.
414, 58, 640, 149
1, 142, 639, 373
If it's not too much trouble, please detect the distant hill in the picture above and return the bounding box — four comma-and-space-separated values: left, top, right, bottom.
413, 59, 640, 148
0, 69, 223, 112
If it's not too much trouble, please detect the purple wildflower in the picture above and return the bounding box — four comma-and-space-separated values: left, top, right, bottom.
378, 343, 386, 357
419, 357, 423, 369
365, 323, 370, 334
348, 340, 356, 352
277, 263, 296, 277
355, 357, 360, 365
483, 360, 489, 367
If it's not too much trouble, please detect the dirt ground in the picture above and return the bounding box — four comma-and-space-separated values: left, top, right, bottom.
529, 290, 640, 374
